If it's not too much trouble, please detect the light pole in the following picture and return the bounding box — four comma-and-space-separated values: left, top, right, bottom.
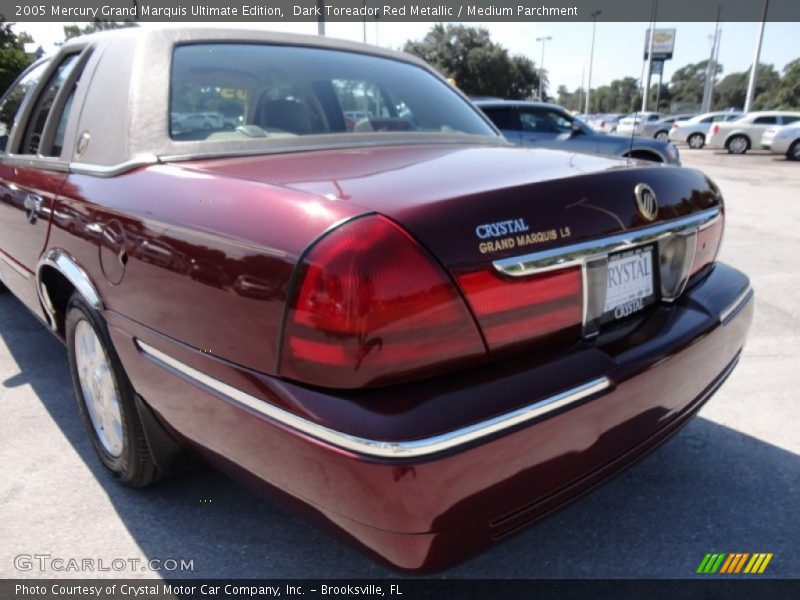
744, 0, 769, 112
536, 36, 552, 101
584, 10, 601, 115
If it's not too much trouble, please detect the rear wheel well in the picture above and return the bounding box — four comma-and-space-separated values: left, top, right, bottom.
623, 150, 663, 163
38, 266, 76, 339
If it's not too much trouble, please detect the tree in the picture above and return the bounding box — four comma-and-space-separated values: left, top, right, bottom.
0, 19, 32, 97
770, 59, 800, 109
588, 77, 641, 113
404, 24, 540, 99
557, 85, 583, 111
62, 20, 137, 42
668, 60, 723, 108
713, 64, 780, 110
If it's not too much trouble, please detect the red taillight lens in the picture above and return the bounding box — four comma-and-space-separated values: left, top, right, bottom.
691, 214, 724, 276
280, 216, 486, 388
711, 124, 720, 135
671, 122, 679, 128
456, 267, 583, 354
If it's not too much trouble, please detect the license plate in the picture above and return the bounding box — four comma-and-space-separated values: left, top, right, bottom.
603, 246, 655, 320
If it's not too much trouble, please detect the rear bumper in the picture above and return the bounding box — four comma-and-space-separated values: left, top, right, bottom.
108, 262, 753, 571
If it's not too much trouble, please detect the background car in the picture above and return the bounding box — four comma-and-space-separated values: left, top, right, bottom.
762, 123, 800, 160
475, 100, 680, 164
669, 111, 743, 149
615, 111, 663, 136
707, 111, 800, 154
591, 113, 625, 134
644, 114, 696, 141
180, 111, 224, 131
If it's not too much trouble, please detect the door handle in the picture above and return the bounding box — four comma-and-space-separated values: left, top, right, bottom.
23, 194, 43, 224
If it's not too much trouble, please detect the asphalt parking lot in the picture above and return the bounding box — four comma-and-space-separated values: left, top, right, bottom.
1, 147, 798, 580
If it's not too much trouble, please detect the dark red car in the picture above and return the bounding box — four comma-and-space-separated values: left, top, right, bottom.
0, 28, 753, 571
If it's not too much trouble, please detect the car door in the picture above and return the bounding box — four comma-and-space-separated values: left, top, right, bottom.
517, 107, 562, 148
518, 106, 599, 154
749, 115, 779, 137
478, 105, 521, 144
0, 52, 85, 309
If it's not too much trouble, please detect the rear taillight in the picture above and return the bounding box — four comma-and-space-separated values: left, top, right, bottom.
280, 216, 486, 388
711, 124, 720, 135
659, 212, 725, 300
690, 213, 724, 276
456, 267, 583, 354
671, 122, 679, 128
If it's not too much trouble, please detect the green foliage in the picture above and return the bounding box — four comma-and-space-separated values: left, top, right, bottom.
0, 19, 33, 97
404, 24, 541, 100
669, 60, 723, 107
543, 57, 798, 115
62, 20, 137, 42
713, 64, 781, 110
588, 77, 642, 113
771, 59, 800, 110
557, 85, 582, 111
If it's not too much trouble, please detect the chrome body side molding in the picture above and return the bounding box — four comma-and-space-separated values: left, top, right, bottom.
136, 339, 611, 460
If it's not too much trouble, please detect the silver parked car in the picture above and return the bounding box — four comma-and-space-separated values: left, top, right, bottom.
476, 101, 680, 164
590, 113, 625, 134
645, 114, 696, 141
668, 111, 743, 149
615, 112, 663, 137
761, 123, 800, 160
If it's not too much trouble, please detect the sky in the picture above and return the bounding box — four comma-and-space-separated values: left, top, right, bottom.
13, 20, 800, 95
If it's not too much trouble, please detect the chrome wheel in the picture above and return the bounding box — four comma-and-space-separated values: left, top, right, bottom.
655, 131, 669, 141
727, 135, 749, 154
688, 134, 705, 149
74, 320, 123, 457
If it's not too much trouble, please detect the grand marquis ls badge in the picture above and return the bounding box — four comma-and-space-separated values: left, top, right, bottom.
634, 183, 658, 221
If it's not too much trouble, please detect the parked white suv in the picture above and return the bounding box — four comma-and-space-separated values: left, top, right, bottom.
706, 111, 800, 154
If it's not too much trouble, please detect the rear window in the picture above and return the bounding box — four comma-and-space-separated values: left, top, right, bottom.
169, 44, 495, 142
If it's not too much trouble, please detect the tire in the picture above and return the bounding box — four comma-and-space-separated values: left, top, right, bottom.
787, 140, 800, 161
654, 130, 669, 141
66, 293, 162, 487
726, 135, 750, 155
688, 133, 705, 149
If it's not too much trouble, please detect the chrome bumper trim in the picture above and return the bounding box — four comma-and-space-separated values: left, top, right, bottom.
136, 340, 611, 460
493, 208, 721, 277
720, 285, 753, 324
493, 208, 721, 336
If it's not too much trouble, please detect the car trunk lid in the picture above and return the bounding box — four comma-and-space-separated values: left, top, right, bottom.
181, 144, 723, 358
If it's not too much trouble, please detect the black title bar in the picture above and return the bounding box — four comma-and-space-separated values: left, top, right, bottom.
2, 0, 800, 22
4, 579, 800, 600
